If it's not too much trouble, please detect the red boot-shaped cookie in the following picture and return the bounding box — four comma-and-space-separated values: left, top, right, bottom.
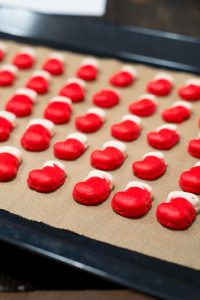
76, 57, 99, 81
178, 79, 200, 101
156, 191, 199, 230
147, 124, 180, 150
179, 161, 200, 194
92, 88, 120, 108
26, 70, 51, 94
12, 47, 35, 69
147, 73, 173, 96
162, 101, 192, 123
112, 181, 153, 218
59, 78, 86, 103
0, 42, 7, 61
73, 170, 113, 205
91, 140, 127, 171
111, 114, 142, 142
0, 146, 22, 181
6, 88, 37, 117
188, 133, 200, 158
21, 118, 55, 151
54, 132, 88, 160
129, 94, 157, 117
0, 111, 17, 142
44, 96, 72, 124
75, 107, 106, 133
109, 65, 138, 87
42, 52, 64, 75
0, 65, 18, 87
28, 160, 66, 193
132, 151, 167, 180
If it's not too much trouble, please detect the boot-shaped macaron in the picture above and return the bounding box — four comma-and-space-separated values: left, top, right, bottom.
156, 191, 199, 230
132, 151, 167, 180
75, 107, 106, 133
92, 88, 120, 108
90, 140, 127, 171
0, 146, 22, 181
26, 70, 51, 94
178, 79, 200, 101
162, 101, 192, 123
111, 181, 153, 218
179, 161, 200, 194
147, 124, 180, 150
5, 88, 38, 117
59, 78, 86, 103
44, 96, 72, 124
21, 118, 55, 151
129, 94, 157, 117
0, 111, 17, 141
109, 65, 138, 87
147, 73, 173, 96
111, 114, 142, 142
76, 57, 99, 81
0, 65, 18, 87
12, 47, 35, 69
73, 170, 113, 205
0, 42, 7, 61
54, 132, 88, 160
28, 160, 66, 193
188, 133, 200, 158
42, 52, 64, 75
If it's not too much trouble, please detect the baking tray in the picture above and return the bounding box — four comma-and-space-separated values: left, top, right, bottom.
0, 7, 200, 300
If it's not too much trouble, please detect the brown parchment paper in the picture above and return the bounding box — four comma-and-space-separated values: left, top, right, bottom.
0, 41, 200, 270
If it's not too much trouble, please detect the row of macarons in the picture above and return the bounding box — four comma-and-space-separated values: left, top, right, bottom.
1, 81, 198, 123
0, 105, 199, 158
0, 40, 200, 101
0, 145, 199, 231
0, 137, 200, 194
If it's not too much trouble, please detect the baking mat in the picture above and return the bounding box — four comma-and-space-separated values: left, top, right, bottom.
0, 40, 200, 270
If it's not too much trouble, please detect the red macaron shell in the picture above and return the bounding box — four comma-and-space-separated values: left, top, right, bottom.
147, 79, 172, 96
156, 198, 196, 230
179, 165, 200, 194
73, 176, 111, 205
54, 138, 86, 160
92, 89, 119, 108
0, 117, 13, 142
178, 85, 200, 101
0, 153, 20, 182
43, 58, 64, 75
147, 128, 179, 150
75, 113, 103, 133
0, 49, 5, 61
90, 146, 125, 171
44, 102, 72, 124
129, 99, 157, 117
21, 124, 51, 151
0, 70, 15, 87
111, 120, 141, 141
188, 138, 200, 158
28, 164, 66, 193
26, 76, 49, 94
109, 71, 134, 87
59, 83, 85, 103
6, 95, 33, 117
162, 105, 191, 123
13, 53, 34, 69
132, 155, 167, 180
76, 65, 97, 81
111, 187, 152, 218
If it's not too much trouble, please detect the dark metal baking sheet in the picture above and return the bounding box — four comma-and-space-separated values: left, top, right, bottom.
0, 7, 200, 300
